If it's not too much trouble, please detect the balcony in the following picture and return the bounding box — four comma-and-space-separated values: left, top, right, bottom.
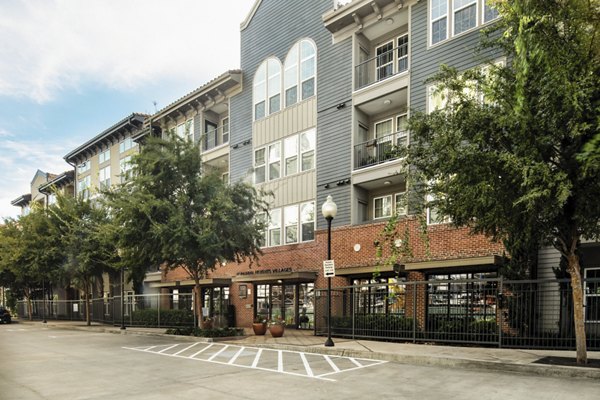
203, 125, 229, 153
355, 41, 409, 91
354, 130, 407, 170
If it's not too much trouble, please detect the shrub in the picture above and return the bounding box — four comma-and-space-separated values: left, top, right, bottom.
131, 309, 194, 327
165, 327, 244, 337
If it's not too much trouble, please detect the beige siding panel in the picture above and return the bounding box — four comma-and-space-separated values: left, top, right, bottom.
259, 170, 316, 208
253, 98, 317, 147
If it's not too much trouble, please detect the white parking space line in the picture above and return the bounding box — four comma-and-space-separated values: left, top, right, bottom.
300, 353, 314, 377
123, 342, 387, 381
207, 345, 229, 361
251, 348, 263, 368
228, 347, 246, 365
173, 342, 200, 356
324, 355, 341, 373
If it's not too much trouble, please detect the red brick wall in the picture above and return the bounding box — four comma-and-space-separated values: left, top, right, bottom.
157, 218, 504, 327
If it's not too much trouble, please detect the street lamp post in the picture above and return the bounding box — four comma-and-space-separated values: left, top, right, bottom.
42, 279, 47, 324
321, 195, 337, 347
118, 249, 126, 331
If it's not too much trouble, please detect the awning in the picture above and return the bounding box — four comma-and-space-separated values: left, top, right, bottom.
232, 271, 317, 284
149, 278, 232, 288
404, 255, 503, 271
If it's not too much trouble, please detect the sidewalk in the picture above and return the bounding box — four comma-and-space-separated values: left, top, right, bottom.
18, 319, 600, 380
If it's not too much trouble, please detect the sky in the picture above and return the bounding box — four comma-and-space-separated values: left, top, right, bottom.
0, 0, 255, 220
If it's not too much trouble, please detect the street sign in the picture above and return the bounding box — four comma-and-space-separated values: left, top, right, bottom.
323, 260, 335, 277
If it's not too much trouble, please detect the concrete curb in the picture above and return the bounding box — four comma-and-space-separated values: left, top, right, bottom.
24, 321, 600, 380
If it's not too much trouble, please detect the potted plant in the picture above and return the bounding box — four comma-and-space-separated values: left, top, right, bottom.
252, 315, 267, 335
200, 316, 213, 330
268, 317, 285, 338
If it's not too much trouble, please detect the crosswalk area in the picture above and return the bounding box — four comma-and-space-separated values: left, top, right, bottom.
123, 342, 387, 381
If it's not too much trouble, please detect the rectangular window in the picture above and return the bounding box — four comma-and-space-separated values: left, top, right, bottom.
374, 195, 393, 219
431, 0, 448, 45
99, 149, 110, 164
284, 136, 298, 176
300, 202, 315, 242
454, 0, 477, 35
99, 166, 111, 189
268, 208, 281, 247
119, 137, 133, 153
254, 148, 266, 184
285, 87, 298, 108
176, 122, 186, 139
256, 212, 268, 247
78, 176, 91, 199
77, 160, 90, 174
284, 205, 299, 244
268, 143, 281, 181
397, 35, 409, 73
396, 114, 408, 148
395, 192, 407, 215
483, 0, 499, 23
426, 193, 451, 225
185, 118, 194, 142
376, 41, 394, 81
585, 268, 600, 323
255, 101, 266, 120
222, 117, 229, 144
120, 155, 132, 183
300, 129, 315, 171
427, 85, 448, 113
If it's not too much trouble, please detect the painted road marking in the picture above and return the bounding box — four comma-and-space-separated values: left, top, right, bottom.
123, 342, 387, 381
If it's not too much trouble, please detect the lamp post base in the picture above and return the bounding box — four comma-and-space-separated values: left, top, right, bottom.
324, 337, 334, 347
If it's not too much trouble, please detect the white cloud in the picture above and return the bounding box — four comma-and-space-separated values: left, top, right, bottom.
0, 136, 76, 220
0, 0, 252, 103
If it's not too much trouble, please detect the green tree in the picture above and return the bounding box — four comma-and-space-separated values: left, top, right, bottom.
48, 194, 117, 326
407, 0, 599, 363
104, 133, 268, 326
0, 207, 63, 320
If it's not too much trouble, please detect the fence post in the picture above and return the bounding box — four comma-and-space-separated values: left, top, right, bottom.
412, 281, 417, 343
157, 293, 161, 328
351, 289, 355, 340
498, 278, 503, 348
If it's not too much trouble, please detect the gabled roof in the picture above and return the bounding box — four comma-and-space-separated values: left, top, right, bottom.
11, 194, 31, 207
240, 0, 263, 31
38, 170, 75, 194
64, 113, 147, 164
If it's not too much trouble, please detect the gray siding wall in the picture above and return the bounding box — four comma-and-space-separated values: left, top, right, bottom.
231, 0, 333, 184
409, 1, 502, 111
230, 0, 354, 229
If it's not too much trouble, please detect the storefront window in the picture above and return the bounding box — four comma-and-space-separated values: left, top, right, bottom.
254, 282, 314, 329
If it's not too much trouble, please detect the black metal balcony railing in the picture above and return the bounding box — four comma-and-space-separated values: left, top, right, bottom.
354, 131, 407, 170
355, 45, 409, 90
203, 125, 229, 152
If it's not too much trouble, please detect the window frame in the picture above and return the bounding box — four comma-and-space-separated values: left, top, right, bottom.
99, 149, 110, 164
373, 195, 393, 219
300, 129, 316, 172
99, 165, 111, 190
254, 147, 266, 184
268, 142, 281, 181
430, 0, 500, 47
453, 0, 477, 37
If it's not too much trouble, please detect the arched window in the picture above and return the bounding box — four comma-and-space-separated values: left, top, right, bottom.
254, 58, 283, 120
284, 39, 316, 107
267, 58, 281, 114
253, 62, 267, 120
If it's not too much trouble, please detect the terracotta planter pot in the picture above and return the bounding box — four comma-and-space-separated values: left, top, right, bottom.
252, 322, 267, 335
269, 324, 285, 338
201, 320, 213, 330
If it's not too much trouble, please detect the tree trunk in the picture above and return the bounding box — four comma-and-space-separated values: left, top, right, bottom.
194, 281, 201, 328
25, 289, 32, 321
84, 280, 91, 326
567, 252, 587, 364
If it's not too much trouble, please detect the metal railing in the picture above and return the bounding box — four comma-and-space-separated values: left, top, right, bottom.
355, 45, 409, 90
15, 294, 211, 328
203, 125, 229, 152
314, 278, 600, 350
354, 130, 407, 170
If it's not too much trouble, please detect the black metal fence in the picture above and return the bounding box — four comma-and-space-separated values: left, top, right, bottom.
315, 278, 600, 350
16, 294, 203, 328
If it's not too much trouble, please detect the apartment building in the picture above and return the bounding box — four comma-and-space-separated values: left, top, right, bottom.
11, 169, 74, 215
63, 113, 146, 298
149, 0, 505, 331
